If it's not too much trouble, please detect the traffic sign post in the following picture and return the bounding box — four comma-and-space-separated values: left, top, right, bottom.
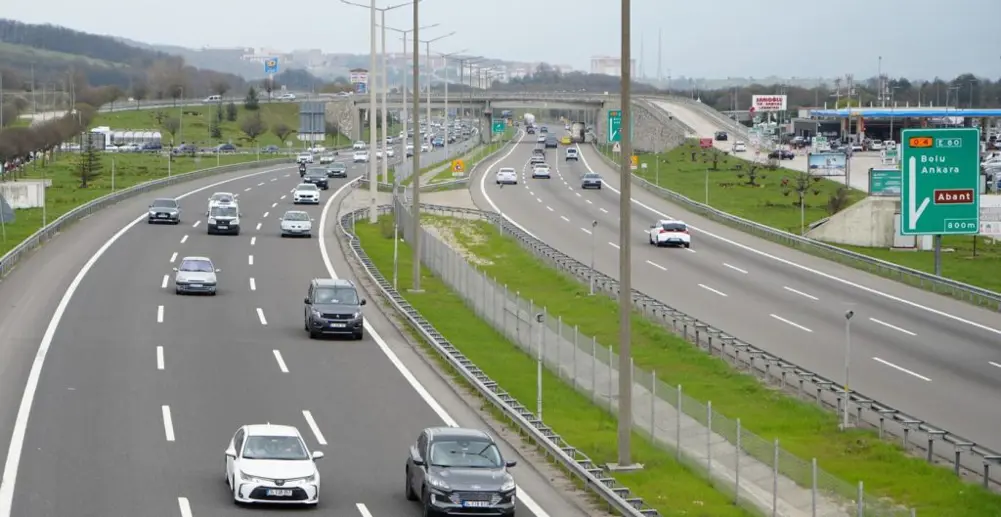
492, 120, 505, 134
608, 110, 622, 143
900, 128, 980, 236
264, 58, 279, 74
451, 159, 466, 177
630, 155, 638, 170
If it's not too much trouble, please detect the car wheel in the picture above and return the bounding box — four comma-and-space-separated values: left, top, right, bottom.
422, 488, 436, 517
306, 234, 312, 238
353, 331, 364, 340
405, 467, 418, 501
309, 329, 319, 339
684, 243, 691, 248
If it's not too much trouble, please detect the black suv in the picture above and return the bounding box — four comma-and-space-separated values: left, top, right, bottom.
326, 162, 348, 178
405, 427, 517, 516
715, 131, 728, 141
304, 278, 366, 339
303, 168, 330, 189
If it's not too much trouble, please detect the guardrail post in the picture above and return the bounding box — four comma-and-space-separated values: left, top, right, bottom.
983, 456, 1001, 489
676, 385, 683, 461
926, 430, 945, 462
735, 418, 742, 505
953, 442, 973, 476
772, 438, 779, 517
707, 400, 713, 474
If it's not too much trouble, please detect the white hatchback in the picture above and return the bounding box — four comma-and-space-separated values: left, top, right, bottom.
531, 164, 551, 179
353, 151, 369, 163
648, 219, 691, 248
225, 424, 323, 506
352, 141, 367, 150
280, 210, 313, 237
495, 167, 518, 185
732, 141, 747, 152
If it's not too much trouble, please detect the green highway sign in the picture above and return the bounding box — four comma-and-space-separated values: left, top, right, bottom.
868, 167, 902, 197
492, 119, 505, 134
900, 127, 980, 235
607, 110, 622, 142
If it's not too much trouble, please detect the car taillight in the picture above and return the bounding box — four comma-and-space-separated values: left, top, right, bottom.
659, 229, 667, 234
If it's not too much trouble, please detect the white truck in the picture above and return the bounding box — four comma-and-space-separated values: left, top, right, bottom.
523, 113, 536, 127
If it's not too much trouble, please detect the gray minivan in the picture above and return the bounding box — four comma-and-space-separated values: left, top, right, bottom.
304, 278, 366, 340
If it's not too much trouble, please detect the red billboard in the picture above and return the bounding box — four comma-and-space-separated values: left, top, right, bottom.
699, 138, 713, 148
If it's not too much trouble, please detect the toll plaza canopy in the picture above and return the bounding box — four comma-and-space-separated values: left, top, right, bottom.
809, 108, 1001, 118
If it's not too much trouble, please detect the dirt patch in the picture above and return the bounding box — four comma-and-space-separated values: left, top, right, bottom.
422, 218, 493, 267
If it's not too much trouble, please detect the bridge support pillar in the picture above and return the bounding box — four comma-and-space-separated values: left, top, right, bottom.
481, 101, 493, 145
352, 107, 363, 141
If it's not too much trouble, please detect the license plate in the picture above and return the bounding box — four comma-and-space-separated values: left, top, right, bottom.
266, 489, 293, 497
462, 501, 490, 507
157, 214, 167, 218
190, 284, 202, 288
217, 223, 227, 227
329, 323, 346, 328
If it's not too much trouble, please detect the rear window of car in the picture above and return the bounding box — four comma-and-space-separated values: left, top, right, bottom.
498, 168, 515, 174
662, 222, 687, 232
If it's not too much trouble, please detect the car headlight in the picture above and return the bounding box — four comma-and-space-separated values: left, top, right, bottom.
311, 310, 323, 319
208, 218, 216, 224
352, 311, 362, 319
240, 471, 268, 483
148, 209, 156, 215
499, 478, 516, 492
426, 476, 450, 491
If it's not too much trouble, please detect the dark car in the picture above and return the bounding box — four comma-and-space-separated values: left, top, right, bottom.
148, 198, 181, 224
544, 136, 558, 149
768, 149, 795, 160
304, 278, 365, 340
581, 172, 602, 189
539, 126, 548, 134
326, 162, 348, 178
405, 427, 517, 517
526, 126, 536, 135
303, 168, 330, 189
715, 131, 728, 141
216, 143, 237, 153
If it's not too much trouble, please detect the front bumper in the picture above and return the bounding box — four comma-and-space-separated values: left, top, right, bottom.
208, 223, 240, 234
175, 282, 217, 294
327, 171, 348, 178
428, 488, 516, 516
148, 212, 179, 223
293, 196, 320, 204
282, 227, 312, 236
581, 182, 601, 189
234, 479, 319, 505
309, 315, 363, 335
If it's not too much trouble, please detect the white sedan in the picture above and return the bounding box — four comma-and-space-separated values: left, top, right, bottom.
280, 210, 313, 237
495, 167, 518, 185
225, 424, 323, 506
293, 183, 321, 204
352, 141, 367, 150
732, 141, 747, 152
648, 219, 691, 248
385, 147, 396, 158
353, 150, 369, 163
531, 164, 551, 179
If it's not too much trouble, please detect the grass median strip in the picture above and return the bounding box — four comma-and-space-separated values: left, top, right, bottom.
406, 215, 1000, 516
354, 215, 752, 517
1, 152, 269, 256
597, 140, 1001, 293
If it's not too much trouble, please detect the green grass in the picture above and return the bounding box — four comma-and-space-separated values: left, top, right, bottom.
355, 216, 754, 517
597, 140, 1001, 293
387, 215, 1001, 517
0, 152, 268, 257
92, 103, 361, 150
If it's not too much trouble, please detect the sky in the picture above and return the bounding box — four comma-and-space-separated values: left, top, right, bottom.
4, 0, 998, 79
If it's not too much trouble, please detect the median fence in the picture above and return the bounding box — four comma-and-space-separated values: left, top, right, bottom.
385, 200, 917, 517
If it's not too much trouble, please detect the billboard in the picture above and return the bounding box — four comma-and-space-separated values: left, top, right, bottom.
868, 167, 902, 197
349, 68, 369, 95
751, 95, 788, 112
807, 152, 847, 176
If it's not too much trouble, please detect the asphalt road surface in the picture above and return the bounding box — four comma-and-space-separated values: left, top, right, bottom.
471, 127, 1001, 451
0, 141, 586, 516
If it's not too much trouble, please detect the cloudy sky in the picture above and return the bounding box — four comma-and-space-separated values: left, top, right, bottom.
5, 0, 997, 79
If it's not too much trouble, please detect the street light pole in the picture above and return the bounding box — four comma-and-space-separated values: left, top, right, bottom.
410, 0, 423, 292
615, 0, 635, 469
380, 10, 389, 184
382, 23, 440, 179
843, 310, 855, 430
437, 49, 467, 159
418, 32, 455, 156
589, 220, 598, 295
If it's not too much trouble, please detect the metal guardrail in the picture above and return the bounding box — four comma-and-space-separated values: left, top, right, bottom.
360, 195, 1001, 494
0, 157, 307, 282
588, 146, 1001, 311
335, 197, 657, 517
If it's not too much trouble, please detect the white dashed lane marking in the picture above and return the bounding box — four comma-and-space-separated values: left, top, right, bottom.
160, 275, 168, 289
770, 314, 812, 333
646, 260, 667, 271
724, 263, 748, 274
783, 286, 818, 301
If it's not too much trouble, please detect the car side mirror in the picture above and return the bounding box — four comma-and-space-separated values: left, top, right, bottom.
172, 267, 178, 272
215, 269, 222, 273
304, 297, 311, 305
505, 460, 518, 468
148, 204, 152, 208
225, 447, 237, 458
205, 211, 210, 216
412, 458, 425, 466
311, 451, 324, 460
360, 299, 367, 306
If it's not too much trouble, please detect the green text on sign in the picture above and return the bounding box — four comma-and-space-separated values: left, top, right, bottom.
899, 127, 980, 235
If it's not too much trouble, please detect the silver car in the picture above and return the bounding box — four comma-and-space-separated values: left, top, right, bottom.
280, 210, 313, 238
173, 256, 220, 295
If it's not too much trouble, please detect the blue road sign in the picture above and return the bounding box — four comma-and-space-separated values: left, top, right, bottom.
354, 82, 367, 95
264, 58, 279, 74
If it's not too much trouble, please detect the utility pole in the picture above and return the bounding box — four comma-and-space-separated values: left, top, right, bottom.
410, 0, 423, 292
656, 29, 662, 83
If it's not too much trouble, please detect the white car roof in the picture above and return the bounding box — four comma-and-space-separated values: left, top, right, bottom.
211, 192, 235, 198
534, 163, 550, 168
657, 218, 686, 225
296, 183, 318, 189
180, 256, 212, 263
245, 424, 301, 438
497, 167, 516, 173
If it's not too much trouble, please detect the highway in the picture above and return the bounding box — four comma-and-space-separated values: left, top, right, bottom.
0, 142, 586, 516
471, 126, 1001, 451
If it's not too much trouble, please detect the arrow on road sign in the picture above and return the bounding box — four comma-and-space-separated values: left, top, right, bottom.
906, 156, 930, 230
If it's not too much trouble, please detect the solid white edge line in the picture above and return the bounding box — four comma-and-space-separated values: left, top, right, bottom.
177, 497, 193, 517
161, 405, 175, 442
318, 178, 551, 517
301, 410, 327, 445
573, 144, 1001, 338
161, 274, 169, 289
256, 308, 267, 325
869, 317, 917, 336
157, 305, 164, 323
475, 131, 542, 240
872, 357, 932, 381
769, 313, 813, 333
272, 350, 289, 373
156, 346, 164, 371
783, 286, 819, 301
355, 502, 374, 517
0, 163, 292, 515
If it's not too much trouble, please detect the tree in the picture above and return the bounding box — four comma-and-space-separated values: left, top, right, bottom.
262, 77, 276, 102
244, 86, 259, 110
271, 122, 293, 145
225, 102, 238, 121
131, 81, 149, 109
77, 132, 103, 187
162, 116, 180, 143
827, 187, 852, 215
240, 113, 267, 145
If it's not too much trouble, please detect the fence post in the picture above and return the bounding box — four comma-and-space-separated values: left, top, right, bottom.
557, 315, 563, 373
607, 345, 614, 410
735, 418, 741, 506
650, 370, 657, 440
481, 271, 487, 318
772, 439, 779, 517
857, 481, 864, 517
676, 385, 683, 461
504, 286, 511, 340
573, 326, 578, 389
811, 457, 817, 517
591, 337, 597, 403
707, 400, 713, 474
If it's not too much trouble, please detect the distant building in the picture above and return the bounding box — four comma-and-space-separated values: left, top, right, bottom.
590, 56, 636, 77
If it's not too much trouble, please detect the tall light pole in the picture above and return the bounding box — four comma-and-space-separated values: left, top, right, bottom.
615, 0, 636, 470
382, 22, 440, 179
419, 32, 455, 140
410, 0, 423, 292
437, 49, 467, 159
341, 0, 414, 196
843, 310, 855, 430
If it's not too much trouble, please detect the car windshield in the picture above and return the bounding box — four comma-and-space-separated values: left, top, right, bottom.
242, 435, 309, 461
584, 174, 601, 179
179, 259, 213, 272
498, 169, 515, 174
211, 206, 238, 217
152, 199, 177, 208
284, 212, 309, 221
313, 286, 359, 305
661, 222, 687, 232
332, 162, 346, 169
297, 184, 318, 191
429, 439, 503, 468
